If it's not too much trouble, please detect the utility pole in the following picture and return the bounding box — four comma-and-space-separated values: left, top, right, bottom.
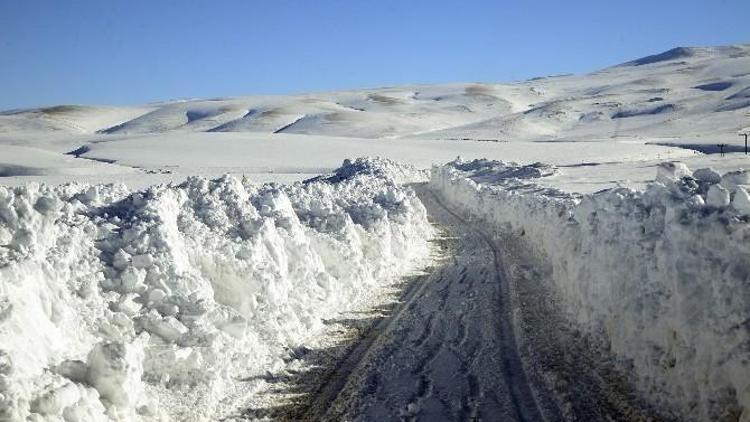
741, 133, 749, 155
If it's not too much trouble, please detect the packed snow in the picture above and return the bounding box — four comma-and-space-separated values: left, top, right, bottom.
429, 158, 750, 421
0, 158, 432, 420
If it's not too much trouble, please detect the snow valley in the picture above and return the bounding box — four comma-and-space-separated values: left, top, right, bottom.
1, 44, 750, 421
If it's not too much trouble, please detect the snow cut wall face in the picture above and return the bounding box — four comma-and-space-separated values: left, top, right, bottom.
430, 159, 750, 422
0, 158, 432, 421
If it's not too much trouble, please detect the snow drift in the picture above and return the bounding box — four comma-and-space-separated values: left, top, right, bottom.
430, 159, 750, 421
0, 158, 432, 421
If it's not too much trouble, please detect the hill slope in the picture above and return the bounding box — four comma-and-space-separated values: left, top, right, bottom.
1, 44, 748, 191
2, 44, 748, 142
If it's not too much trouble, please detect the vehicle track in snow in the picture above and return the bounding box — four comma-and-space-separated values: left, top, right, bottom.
239, 184, 664, 421
268, 185, 557, 421
275, 227, 455, 421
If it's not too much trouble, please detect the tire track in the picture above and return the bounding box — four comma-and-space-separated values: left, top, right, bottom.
280, 224, 458, 421
264, 185, 556, 421
423, 188, 548, 422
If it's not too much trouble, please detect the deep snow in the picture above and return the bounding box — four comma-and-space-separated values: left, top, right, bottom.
429, 158, 750, 421
0, 158, 432, 420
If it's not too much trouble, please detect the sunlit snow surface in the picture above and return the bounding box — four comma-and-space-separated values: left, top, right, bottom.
0, 158, 433, 419
431, 158, 750, 421
1, 44, 750, 420
1, 44, 749, 191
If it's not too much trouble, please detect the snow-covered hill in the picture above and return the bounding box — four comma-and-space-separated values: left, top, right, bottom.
2, 44, 748, 191
3, 44, 748, 143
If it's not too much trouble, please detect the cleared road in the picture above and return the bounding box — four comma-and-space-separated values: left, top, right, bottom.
241, 185, 665, 421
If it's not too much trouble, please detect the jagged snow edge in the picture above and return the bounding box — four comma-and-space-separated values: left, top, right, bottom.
429, 158, 750, 421
0, 157, 433, 421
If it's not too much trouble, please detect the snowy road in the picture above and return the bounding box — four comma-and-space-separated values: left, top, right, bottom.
259, 185, 553, 421
241, 184, 663, 421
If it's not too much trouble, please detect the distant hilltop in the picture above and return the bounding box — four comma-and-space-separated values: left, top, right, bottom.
2, 44, 749, 143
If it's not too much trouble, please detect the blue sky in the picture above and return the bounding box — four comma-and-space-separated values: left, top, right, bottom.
1, 0, 748, 109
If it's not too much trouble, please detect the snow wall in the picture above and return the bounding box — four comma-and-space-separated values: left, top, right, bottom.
0, 158, 432, 421
430, 159, 750, 422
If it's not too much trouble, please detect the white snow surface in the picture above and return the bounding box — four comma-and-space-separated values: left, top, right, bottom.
2, 44, 749, 191
4, 44, 749, 144
0, 158, 432, 421
1, 43, 750, 420
430, 159, 750, 421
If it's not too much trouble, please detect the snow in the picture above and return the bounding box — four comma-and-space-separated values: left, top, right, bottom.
1, 43, 749, 420
429, 158, 750, 421
706, 183, 731, 206
2, 44, 749, 190
0, 145, 134, 178
0, 132, 694, 190
0, 158, 432, 420
0, 105, 154, 135
656, 161, 692, 184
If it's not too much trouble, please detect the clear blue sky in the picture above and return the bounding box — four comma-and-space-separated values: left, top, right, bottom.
1, 0, 748, 110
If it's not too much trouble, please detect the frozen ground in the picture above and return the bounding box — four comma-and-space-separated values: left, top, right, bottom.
1, 44, 749, 421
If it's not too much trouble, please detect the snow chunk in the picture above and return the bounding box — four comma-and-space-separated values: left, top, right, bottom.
706, 184, 730, 207
86, 340, 145, 407
692, 167, 721, 184
112, 249, 131, 270
119, 267, 146, 293
656, 161, 691, 184
431, 159, 750, 421
131, 253, 153, 269
720, 169, 750, 190
143, 312, 188, 342
732, 187, 750, 215
117, 294, 142, 316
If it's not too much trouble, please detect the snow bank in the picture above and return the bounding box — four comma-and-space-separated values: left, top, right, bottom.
0, 158, 432, 421
430, 159, 750, 421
